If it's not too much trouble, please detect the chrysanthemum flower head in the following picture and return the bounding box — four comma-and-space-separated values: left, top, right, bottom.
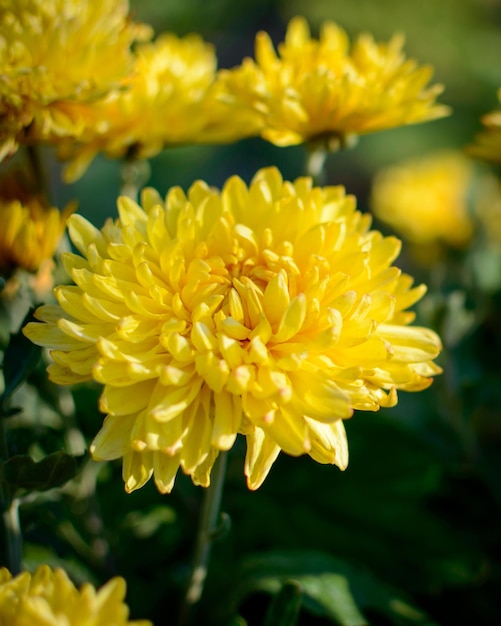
0, 0, 151, 159
59, 32, 257, 183
0, 172, 75, 296
215, 16, 450, 148
371, 151, 475, 254
468, 88, 501, 164
24, 167, 442, 493
0, 565, 151, 625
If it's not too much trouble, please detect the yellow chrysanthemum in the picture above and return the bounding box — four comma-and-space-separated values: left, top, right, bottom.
0, 174, 74, 275
59, 33, 257, 183
0, 565, 151, 626
468, 89, 501, 164
24, 167, 442, 493
215, 16, 450, 148
371, 151, 475, 251
0, 0, 151, 159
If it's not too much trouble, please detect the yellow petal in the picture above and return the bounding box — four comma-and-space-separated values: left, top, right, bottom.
153, 451, 180, 494
123, 451, 154, 493
212, 391, 240, 449
90, 414, 136, 460
245, 428, 281, 490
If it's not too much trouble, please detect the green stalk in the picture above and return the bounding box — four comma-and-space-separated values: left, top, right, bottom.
119, 156, 151, 201
179, 452, 228, 625
305, 132, 358, 185
305, 144, 329, 186
26, 144, 46, 193
0, 418, 22, 575
2, 498, 22, 575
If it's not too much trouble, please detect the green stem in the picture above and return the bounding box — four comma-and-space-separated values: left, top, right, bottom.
57, 387, 86, 457
0, 419, 22, 574
53, 386, 113, 573
119, 157, 151, 201
0, 413, 9, 461
304, 132, 358, 185
179, 452, 228, 625
305, 145, 328, 186
26, 144, 46, 194
2, 499, 22, 575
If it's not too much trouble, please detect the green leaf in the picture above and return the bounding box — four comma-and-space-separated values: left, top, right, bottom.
263, 580, 302, 626
299, 575, 367, 626
23, 542, 98, 587
1, 450, 85, 494
233, 551, 438, 626
1, 308, 42, 410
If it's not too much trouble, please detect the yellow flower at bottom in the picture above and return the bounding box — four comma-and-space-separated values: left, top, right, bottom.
0, 566, 151, 626
24, 167, 442, 493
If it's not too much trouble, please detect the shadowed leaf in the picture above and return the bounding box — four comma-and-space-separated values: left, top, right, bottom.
233, 550, 438, 626
263, 580, 302, 626
1, 451, 85, 494
1, 308, 42, 411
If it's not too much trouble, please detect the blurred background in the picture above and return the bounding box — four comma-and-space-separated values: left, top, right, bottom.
12, 1, 501, 625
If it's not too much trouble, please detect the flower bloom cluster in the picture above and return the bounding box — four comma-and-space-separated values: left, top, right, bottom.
1, 6, 450, 177
371, 151, 475, 250
468, 88, 501, 164
24, 167, 442, 493
0, 0, 150, 160
0, 565, 151, 626
59, 33, 257, 183
0, 173, 74, 276
215, 16, 450, 148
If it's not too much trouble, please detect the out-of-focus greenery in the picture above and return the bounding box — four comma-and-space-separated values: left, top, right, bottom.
2, 1, 501, 625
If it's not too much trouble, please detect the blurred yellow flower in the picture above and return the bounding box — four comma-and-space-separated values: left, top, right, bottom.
215, 16, 450, 149
371, 152, 475, 251
0, 565, 151, 625
468, 88, 501, 164
0, 0, 151, 159
59, 33, 256, 182
0, 173, 74, 277
24, 167, 442, 492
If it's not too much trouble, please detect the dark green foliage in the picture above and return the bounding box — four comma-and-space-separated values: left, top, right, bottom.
237, 552, 438, 626
1, 308, 41, 413
1, 450, 85, 496
263, 580, 303, 626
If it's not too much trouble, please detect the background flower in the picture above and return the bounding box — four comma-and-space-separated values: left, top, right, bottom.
24, 167, 441, 493
0, 0, 151, 159
0, 172, 75, 299
0, 565, 151, 625
59, 32, 259, 183
215, 15, 450, 149
370, 151, 476, 257
468, 88, 501, 164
